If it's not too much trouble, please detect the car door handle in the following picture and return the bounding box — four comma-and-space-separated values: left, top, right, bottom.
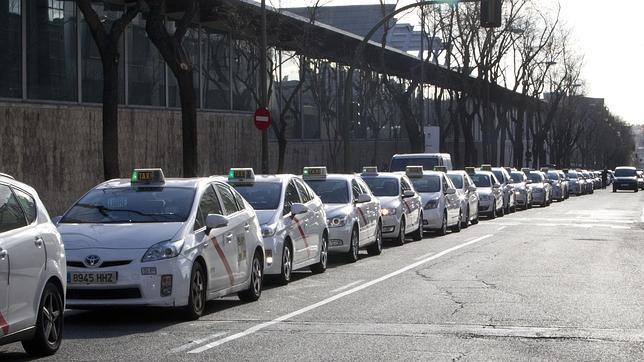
225, 233, 234, 243
0, 249, 7, 260
244, 222, 250, 232
34, 237, 44, 248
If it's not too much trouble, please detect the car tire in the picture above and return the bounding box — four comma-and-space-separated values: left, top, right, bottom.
451, 211, 462, 233
437, 211, 448, 236
489, 205, 497, 219
461, 208, 469, 229
411, 212, 423, 241
367, 221, 383, 256
347, 226, 360, 263
498, 204, 505, 217
238, 250, 263, 302
394, 218, 406, 246
277, 242, 293, 285
22, 282, 64, 357
182, 261, 207, 321
471, 212, 479, 225
310, 234, 328, 274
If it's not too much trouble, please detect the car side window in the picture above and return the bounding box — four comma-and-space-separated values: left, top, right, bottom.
194, 185, 223, 231
442, 176, 450, 193
293, 179, 312, 203
357, 179, 371, 196
231, 187, 246, 211
13, 188, 37, 224
283, 181, 301, 215
400, 177, 412, 193
351, 179, 361, 200
0, 184, 28, 233
216, 184, 241, 215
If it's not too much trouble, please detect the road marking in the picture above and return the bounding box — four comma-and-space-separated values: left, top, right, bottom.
414, 251, 435, 261
497, 226, 506, 231
170, 332, 228, 353
188, 234, 494, 354
330, 280, 364, 293
641, 208, 644, 222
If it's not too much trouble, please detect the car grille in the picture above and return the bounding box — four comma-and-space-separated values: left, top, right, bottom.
67, 288, 142, 300
67, 260, 132, 268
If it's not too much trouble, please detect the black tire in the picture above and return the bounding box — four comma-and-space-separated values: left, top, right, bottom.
470, 211, 479, 225
346, 226, 359, 263
367, 221, 383, 256
238, 250, 263, 302
182, 261, 207, 321
411, 212, 423, 241
451, 211, 462, 233
277, 242, 293, 285
489, 205, 497, 219
22, 282, 64, 357
498, 203, 505, 217
437, 211, 448, 236
394, 218, 406, 246
310, 234, 328, 274
461, 208, 469, 229
612, 188, 616, 193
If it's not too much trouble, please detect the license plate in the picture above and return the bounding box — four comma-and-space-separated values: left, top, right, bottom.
69, 272, 117, 284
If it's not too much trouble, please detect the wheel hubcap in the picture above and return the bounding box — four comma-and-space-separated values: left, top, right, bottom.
321, 240, 328, 267
352, 230, 359, 258
42, 291, 61, 345
252, 258, 262, 294
192, 268, 205, 312
283, 247, 291, 279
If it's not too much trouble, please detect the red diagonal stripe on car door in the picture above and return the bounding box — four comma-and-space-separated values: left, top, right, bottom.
291, 216, 311, 257
0, 312, 8, 335
356, 207, 368, 225
210, 236, 235, 286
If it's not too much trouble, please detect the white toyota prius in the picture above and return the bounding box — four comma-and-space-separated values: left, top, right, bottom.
57, 169, 264, 320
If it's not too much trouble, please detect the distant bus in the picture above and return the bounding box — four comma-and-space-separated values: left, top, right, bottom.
390, 153, 453, 172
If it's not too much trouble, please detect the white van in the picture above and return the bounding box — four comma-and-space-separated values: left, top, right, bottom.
389, 153, 453, 172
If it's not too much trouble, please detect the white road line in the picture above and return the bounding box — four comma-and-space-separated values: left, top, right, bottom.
414, 252, 435, 261
330, 280, 364, 293
497, 226, 507, 231
188, 234, 494, 354
170, 332, 228, 353
641, 208, 644, 222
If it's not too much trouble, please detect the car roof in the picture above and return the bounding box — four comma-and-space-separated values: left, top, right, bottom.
363, 172, 403, 180
392, 153, 451, 159
615, 166, 636, 170
0, 175, 39, 196
247, 174, 297, 183
96, 177, 214, 190
305, 174, 354, 182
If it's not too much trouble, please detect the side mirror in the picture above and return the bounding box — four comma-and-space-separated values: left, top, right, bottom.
493, 183, 501, 189
402, 190, 415, 198
290, 203, 309, 215
206, 214, 228, 234
526, 180, 533, 185
468, 186, 477, 192
51, 216, 62, 225
355, 193, 372, 203
445, 188, 456, 195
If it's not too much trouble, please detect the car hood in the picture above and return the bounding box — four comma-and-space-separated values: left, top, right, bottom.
58, 222, 185, 250
477, 188, 493, 196
377, 196, 401, 209
324, 204, 352, 218
418, 192, 441, 205
257, 210, 279, 225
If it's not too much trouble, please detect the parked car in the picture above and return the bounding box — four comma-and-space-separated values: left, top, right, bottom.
446, 170, 480, 227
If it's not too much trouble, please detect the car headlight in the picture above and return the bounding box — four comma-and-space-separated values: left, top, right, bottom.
141, 239, 184, 262
327, 215, 348, 228
424, 200, 439, 209
261, 224, 276, 237
381, 208, 397, 216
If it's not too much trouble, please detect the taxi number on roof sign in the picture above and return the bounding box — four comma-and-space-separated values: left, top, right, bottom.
465, 167, 476, 174
406, 166, 424, 177
481, 164, 492, 171
138, 171, 154, 182
233, 170, 249, 178
304, 167, 327, 176
434, 166, 447, 173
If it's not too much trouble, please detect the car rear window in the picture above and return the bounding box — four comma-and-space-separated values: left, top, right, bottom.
390, 157, 438, 172
410, 175, 441, 193
614, 169, 636, 177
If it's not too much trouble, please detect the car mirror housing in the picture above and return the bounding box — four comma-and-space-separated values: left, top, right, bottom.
355, 193, 372, 203
402, 190, 415, 198
291, 203, 309, 215
206, 214, 228, 231
445, 188, 456, 195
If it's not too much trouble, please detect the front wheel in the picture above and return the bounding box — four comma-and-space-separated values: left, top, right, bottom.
394, 219, 406, 246
461, 208, 470, 229
22, 282, 64, 356
411, 212, 423, 241
451, 211, 462, 233
310, 234, 328, 274
367, 222, 383, 256
277, 243, 293, 285
238, 251, 263, 302
182, 262, 207, 321
437, 212, 448, 236
346, 226, 359, 263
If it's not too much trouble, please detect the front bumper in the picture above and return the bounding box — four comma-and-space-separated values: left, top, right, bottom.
478, 199, 495, 214
422, 207, 443, 230
327, 224, 353, 253
515, 190, 528, 205
532, 190, 546, 203
66, 256, 191, 308
614, 181, 638, 190
381, 214, 401, 238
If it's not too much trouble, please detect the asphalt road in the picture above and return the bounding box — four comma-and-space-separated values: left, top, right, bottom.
2, 188, 643, 361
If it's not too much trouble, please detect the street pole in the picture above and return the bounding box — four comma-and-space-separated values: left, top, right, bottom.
260, 0, 269, 173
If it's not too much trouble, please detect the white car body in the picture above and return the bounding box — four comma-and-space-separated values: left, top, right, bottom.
58, 176, 264, 311
446, 171, 480, 226
230, 175, 328, 282
408, 171, 460, 231
0, 174, 66, 355
470, 171, 504, 218
302, 174, 382, 259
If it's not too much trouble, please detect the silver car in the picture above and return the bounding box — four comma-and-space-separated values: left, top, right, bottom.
490, 167, 517, 214
565, 169, 585, 196
447, 170, 480, 227
302, 168, 382, 262
509, 170, 533, 210
469, 170, 504, 219
406, 167, 461, 235
547, 170, 566, 202
526, 171, 552, 206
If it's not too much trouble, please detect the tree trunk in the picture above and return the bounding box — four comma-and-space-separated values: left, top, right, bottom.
102, 52, 120, 179
513, 108, 525, 169
177, 70, 198, 177
276, 134, 287, 173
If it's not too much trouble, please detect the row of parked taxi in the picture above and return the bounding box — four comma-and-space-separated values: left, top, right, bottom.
0, 155, 605, 356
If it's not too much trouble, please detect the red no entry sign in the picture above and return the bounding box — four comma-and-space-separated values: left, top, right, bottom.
254, 108, 272, 131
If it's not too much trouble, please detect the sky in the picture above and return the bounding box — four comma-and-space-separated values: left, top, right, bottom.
274, 0, 644, 125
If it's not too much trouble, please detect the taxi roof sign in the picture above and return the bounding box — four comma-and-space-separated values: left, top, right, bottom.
480, 164, 492, 171
465, 167, 476, 175
540, 167, 549, 173
521, 168, 532, 173
303, 166, 327, 179
433, 166, 448, 173
406, 166, 424, 177
131, 168, 165, 187
228, 168, 255, 184
504, 167, 512, 173
361, 166, 379, 175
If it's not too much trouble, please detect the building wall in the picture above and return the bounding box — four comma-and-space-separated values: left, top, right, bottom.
0, 102, 408, 215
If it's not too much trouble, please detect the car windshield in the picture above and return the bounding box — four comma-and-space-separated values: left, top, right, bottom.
60, 187, 195, 224
614, 168, 636, 177
232, 182, 282, 210
447, 174, 464, 189
363, 177, 399, 197
390, 157, 438, 172
567, 172, 578, 179
528, 173, 544, 183
492, 171, 505, 183
547, 173, 559, 180
471, 174, 491, 187
410, 175, 441, 193
305, 180, 350, 204
510, 172, 525, 183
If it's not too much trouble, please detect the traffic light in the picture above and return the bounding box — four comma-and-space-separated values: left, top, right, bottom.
481, 0, 502, 28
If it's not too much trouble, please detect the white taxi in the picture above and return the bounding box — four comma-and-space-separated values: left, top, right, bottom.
405, 166, 461, 235
446, 170, 480, 227
301, 167, 382, 262
228, 169, 328, 285
361, 167, 423, 245
0, 173, 66, 356
58, 169, 264, 320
